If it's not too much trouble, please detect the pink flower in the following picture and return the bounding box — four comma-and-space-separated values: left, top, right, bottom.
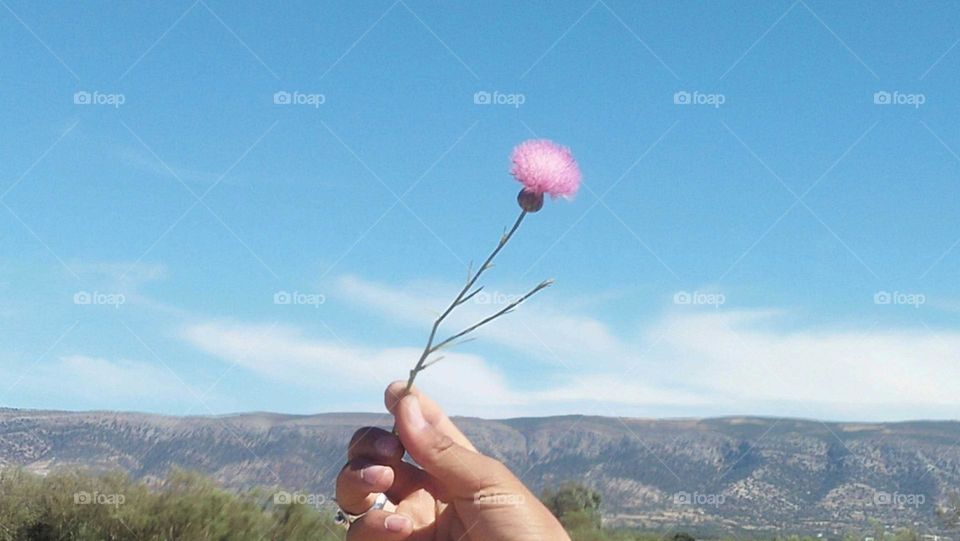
510, 139, 581, 199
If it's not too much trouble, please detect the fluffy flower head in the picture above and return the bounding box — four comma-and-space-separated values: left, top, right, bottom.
510, 139, 581, 199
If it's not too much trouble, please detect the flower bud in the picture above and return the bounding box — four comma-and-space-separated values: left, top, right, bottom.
517, 190, 544, 212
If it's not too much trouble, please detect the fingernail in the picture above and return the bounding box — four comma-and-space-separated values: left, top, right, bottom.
405, 396, 428, 430
375, 434, 400, 457
359, 464, 389, 485
384, 514, 411, 532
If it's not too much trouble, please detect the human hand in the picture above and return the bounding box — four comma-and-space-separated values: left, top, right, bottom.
334, 381, 570, 540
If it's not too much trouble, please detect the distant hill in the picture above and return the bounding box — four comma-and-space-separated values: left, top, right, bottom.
1, 408, 958, 536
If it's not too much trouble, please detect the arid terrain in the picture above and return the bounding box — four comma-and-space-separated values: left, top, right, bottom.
1, 408, 957, 536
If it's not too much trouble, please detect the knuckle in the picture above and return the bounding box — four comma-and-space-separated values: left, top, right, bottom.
430, 431, 457, 459
487, 459, 513, 481
335, 463, 349, 486
480, 459, 514, 487
461, 456, 515, 496
336, 461, 357, 486
348, 427, 380, 449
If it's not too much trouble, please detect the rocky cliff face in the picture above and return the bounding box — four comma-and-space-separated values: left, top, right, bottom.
1, 408, 957, 535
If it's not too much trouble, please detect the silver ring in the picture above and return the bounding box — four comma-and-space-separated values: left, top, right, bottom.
334, 492, 388, 529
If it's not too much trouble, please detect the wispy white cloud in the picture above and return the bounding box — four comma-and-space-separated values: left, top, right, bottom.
56, 355, 195, 402
336, 274, 630, 367
179, 318, 712, 418
119, 147, 222, 187
180, 320, 523, 415
70, 261, 188, 316
321, 275, 960, 420
2, 355, 195, 410
650, 310, 960, 409
48, 270, 951, 419
72, 260, 167, 287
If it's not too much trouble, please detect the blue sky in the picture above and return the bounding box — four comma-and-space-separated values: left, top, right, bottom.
1, 0, 959, 421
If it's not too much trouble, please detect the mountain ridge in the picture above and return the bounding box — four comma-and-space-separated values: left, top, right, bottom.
1, 407, 957, 536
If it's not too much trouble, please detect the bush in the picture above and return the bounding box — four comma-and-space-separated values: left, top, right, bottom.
0, 468, 342, 541
543, 482, 603, 530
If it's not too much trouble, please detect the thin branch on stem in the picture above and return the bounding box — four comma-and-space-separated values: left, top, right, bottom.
422, 355, 445, 369
431, 336, 477, 353
427, 279, 553, 354
455, 286, 484, 307
404, 209, 550, 392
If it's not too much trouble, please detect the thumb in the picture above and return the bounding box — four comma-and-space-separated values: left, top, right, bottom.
394, 394, 512, 498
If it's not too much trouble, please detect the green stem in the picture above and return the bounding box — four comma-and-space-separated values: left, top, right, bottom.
404, 209, 528, 393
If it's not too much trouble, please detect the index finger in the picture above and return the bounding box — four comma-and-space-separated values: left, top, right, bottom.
384, 381, 477, 452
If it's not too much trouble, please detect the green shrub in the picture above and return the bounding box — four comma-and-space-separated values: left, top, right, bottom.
543, 482, 603, 530
0, 468, 342, 541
